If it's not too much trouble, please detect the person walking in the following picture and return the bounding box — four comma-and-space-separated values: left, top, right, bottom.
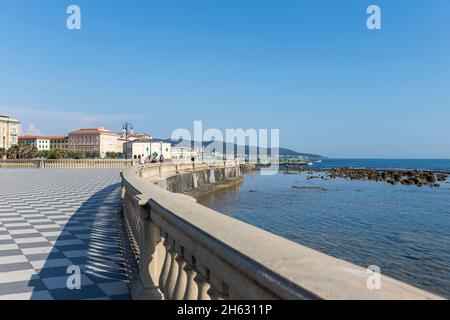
139, 154, 145, 165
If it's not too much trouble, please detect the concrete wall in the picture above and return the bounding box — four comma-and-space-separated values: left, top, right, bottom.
157, 166, 241, 195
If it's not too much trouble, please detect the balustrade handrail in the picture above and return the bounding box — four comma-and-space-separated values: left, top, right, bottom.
121, 162, 443, 300
0, 158, 134, 168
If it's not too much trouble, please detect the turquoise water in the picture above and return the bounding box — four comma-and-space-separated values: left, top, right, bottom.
198, 159, 450, 298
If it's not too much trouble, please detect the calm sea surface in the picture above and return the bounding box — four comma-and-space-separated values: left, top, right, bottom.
198, 159, 450, 298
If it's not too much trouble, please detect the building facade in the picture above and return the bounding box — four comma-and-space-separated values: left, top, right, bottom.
0, 115, 20, 149
18, 136, 51, 151
68, 127, 122, 158
49, 136, 69, 150
151, 141, 171, 160
123, 139, 172, 160
123, 140, 151, 160
171, 146, 207, 161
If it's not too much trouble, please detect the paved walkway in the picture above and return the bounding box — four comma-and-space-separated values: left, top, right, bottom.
0, 169, 129, 300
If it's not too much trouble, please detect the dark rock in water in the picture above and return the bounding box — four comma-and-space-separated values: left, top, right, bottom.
292, 167, 447, 188
249, 190, 257, 193
414, 177, 426, 185
292, 186, 322, 190
406, 171, 416, 177
434, 184, 441, 188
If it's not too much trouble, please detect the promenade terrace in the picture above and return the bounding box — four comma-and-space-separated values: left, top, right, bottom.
0, 160, 443, 300
0, 169, 128, 300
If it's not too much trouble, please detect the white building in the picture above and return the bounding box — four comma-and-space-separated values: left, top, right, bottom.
0, 115, 20, 149
18, 136, 51, 151
123, 139, 171, 160
171, 146, 204, 161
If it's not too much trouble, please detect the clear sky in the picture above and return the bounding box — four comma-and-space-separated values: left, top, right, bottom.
1, 0, 449, 158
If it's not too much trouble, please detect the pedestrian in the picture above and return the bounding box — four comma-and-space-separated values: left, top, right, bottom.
159, 154, 165, 163
139, 154, 145, 165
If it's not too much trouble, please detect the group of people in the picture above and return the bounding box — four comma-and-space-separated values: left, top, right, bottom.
138, 154, 165, 165
137, 155, 196, 165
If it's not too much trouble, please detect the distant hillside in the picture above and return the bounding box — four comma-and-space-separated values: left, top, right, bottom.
156, 138, 326, 159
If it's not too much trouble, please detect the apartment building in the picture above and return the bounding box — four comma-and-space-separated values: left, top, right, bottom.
123, 139, 171, 160
49, 136, 69, 150
18, 136, 51, 151
68, 127, 122, 158
0, 115, 20, 149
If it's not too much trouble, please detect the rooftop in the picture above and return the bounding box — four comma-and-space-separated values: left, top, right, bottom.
19, 136, 51, 140
69, 127, 116, 136
0, 115, 20, 122
19, 136, 68, 140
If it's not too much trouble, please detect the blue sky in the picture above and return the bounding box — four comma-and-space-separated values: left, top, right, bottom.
1, 0, 449, 158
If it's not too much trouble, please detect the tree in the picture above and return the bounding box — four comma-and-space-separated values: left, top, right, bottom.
0, 148, 6, 159
7, 143, 38, 159
37, 150, 51, 159
105, 152, 122, 159
49, 149, 68, 159
84, 151, 99, 159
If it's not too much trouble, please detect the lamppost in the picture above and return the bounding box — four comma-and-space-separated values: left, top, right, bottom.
122, 122, 133, 159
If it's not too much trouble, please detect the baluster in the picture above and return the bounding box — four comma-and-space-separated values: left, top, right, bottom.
131, 210, 163, 300
159, 235, 172, 298
183, 260, 199, 300
165, 240, 179, 300
155, 228, 167, 279
172, 246, 188, 300
195, 266, 211, 300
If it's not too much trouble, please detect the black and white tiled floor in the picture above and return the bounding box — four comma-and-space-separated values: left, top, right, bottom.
0, 169, 130, 300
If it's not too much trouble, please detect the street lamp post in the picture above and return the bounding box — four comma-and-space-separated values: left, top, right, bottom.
122, 122, 133, 160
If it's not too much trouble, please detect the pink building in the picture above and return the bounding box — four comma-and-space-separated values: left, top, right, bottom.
68, 127, 123, 158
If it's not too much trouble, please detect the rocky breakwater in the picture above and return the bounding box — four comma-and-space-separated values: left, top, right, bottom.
298, 168, 449, 187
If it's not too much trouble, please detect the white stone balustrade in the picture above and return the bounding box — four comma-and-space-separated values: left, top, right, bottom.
0, 159, 134, 169
121, 162, 443, 300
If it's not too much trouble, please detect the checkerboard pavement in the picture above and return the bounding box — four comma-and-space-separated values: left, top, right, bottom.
0, 169, 130, 300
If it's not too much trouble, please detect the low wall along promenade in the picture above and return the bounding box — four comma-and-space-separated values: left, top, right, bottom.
0, 159, 134, 169
120, 161, 443, 300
